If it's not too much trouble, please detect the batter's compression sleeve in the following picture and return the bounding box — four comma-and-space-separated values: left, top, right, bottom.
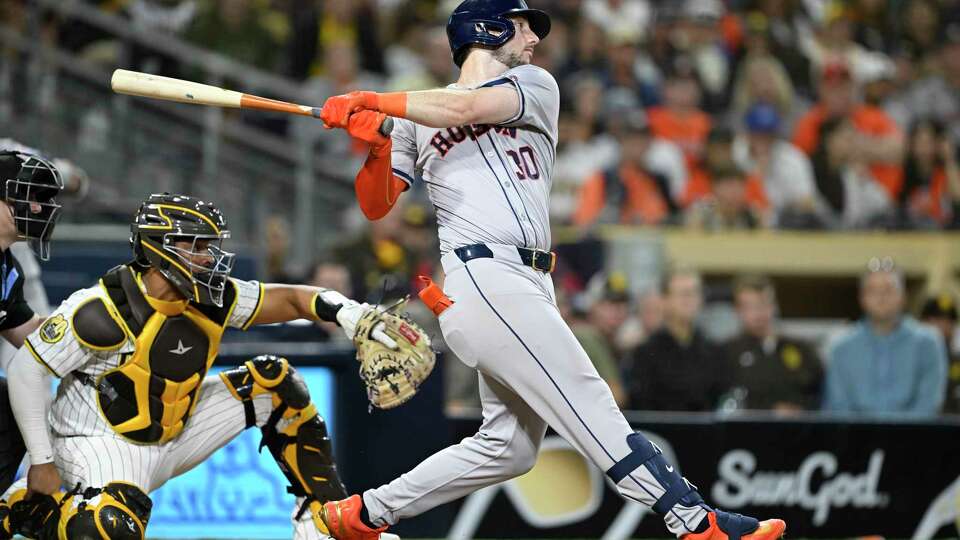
8, 348, 54, 463
356, 140, 409, 220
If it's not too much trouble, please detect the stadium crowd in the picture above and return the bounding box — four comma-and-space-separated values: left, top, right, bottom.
3, 0, 960, 417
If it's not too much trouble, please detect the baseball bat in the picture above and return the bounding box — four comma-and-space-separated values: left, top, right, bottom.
110, 69, 394, 135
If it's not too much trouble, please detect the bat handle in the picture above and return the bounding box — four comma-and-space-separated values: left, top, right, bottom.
379, 116, 394, 137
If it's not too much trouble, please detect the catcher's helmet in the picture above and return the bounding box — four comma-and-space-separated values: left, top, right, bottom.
130, 193, 235, 307
447, 0, 551, 67
0, 151, 64, 261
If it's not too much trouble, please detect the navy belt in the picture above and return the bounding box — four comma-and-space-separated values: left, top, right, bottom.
454, 244, 557, 273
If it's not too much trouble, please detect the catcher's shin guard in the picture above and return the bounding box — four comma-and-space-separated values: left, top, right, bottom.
1, 482, 151, 539
221, 355, 346, 533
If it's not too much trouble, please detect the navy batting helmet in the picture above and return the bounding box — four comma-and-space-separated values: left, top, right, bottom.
447, 0, 551, 67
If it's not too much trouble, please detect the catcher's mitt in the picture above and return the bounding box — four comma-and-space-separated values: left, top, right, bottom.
353, 301, 435, 409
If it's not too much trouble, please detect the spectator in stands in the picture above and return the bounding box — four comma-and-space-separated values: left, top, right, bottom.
334, 198, 416, 303
557, 20, 607, 82
648, 60, 712, 172
573, 111, 670, 227
571, 272, 632, 407
386, 27, 453, 92
810, 116, 893, 227
899, 24, 960, 146
824, 260, 947, 417
264, 215, 295, 283
680, 126, 736, 207
637, 288, 665, 343
751, 0, 813, 96
801, 1, 893, 87
186, 0, 284, 71
603, 29, 659, 111
896, 0, 943, 73
794, 62, 905, 203
309, 260, 354, 341
286, 0, 383, 81
552, 77, 619, 222
853, 0, 896, 54
581, 0, 653, 44
733, 103, 819, 227
629, 267, 728, 411
670, 0, 731, 113
919, 294, 960, 413
724, 275, 823, 412
730, 24, 798, 127
899, 119, 960, 228
685, 162, 763, 230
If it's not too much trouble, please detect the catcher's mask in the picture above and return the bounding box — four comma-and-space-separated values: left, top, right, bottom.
0, 151, 64, 261
130, 193, 235, 307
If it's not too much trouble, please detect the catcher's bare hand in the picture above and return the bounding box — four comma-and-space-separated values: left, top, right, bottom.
337, 302, 398, 349
26, 462, 62, 498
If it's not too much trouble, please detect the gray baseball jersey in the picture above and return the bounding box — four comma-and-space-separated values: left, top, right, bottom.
390, 64, 559, 253
362, 65, 711, 537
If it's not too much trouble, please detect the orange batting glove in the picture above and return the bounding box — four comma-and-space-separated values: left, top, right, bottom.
321, 91, 408, 129
321, 91, 378, 129
347, 111, 391, 152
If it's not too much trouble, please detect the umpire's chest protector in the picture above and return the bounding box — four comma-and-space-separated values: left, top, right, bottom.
76, 265, 235, 444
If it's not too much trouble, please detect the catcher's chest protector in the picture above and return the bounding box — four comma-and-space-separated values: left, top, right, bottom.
81, 266, 233, 444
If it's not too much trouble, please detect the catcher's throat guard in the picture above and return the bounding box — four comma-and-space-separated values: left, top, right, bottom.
353, 299, 436, 409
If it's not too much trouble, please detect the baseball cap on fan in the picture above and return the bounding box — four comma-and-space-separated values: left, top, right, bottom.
921, 294, 959, 321
745, 103, 781, 134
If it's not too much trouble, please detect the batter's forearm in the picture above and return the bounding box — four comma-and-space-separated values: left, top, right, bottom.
8, 349, 55, 464
402, 89, 482, 128
368, 88, 517, 128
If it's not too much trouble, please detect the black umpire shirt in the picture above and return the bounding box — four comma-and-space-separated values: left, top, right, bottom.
0, 247, 33, 493
0, 248, 34, 332
629, 327, 730, 411
722, 333, 823, 410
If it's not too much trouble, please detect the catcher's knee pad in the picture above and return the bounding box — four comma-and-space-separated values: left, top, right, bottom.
221, 355, 347, 504
1, 482, 151, 539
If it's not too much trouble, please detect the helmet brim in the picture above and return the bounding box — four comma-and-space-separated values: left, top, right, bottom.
502, 8, 551, 40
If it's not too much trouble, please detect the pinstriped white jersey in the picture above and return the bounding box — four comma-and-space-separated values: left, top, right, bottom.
390, 64, 560, 254
23, 278, 263, 439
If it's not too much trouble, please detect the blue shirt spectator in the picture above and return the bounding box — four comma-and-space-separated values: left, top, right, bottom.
825, 265, 947, 417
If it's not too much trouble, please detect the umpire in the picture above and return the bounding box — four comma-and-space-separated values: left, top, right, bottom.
0, 149, 66, 493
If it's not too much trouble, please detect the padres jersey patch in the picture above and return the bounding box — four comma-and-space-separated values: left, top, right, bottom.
40, 314, 68, 344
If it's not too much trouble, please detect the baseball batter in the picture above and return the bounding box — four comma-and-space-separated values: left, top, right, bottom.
316, 1, 787, 540
0, 193, 398, 540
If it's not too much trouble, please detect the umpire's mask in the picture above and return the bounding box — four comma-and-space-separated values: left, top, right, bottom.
0, 151, 64, 261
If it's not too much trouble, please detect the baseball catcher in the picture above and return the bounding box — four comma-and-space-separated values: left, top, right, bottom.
0, 193, 417, 539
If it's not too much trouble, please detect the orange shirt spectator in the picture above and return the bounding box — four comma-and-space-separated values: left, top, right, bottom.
648, 107, 712, 171
793, 104, 903, 198
574, 163, 669, 226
